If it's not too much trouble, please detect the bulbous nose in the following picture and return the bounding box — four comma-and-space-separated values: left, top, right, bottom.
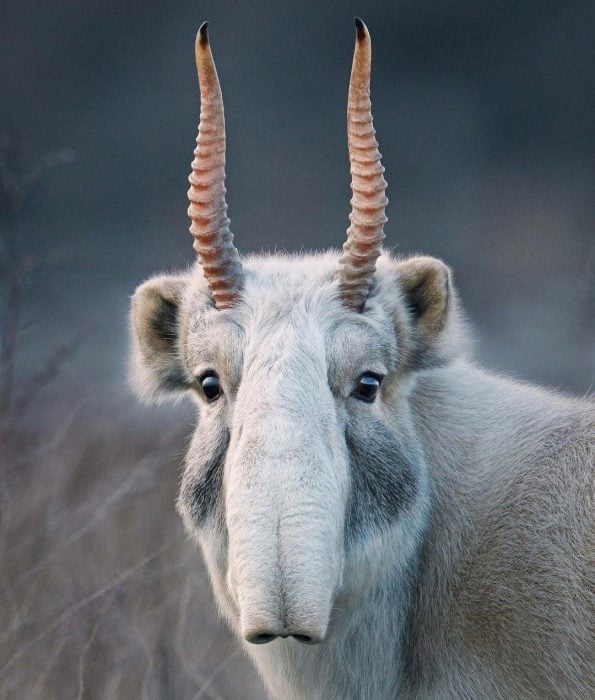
244, 627, 325, 645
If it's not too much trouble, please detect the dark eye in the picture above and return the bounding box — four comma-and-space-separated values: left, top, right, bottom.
352, 373, 382, 403
199, 373, 222, 402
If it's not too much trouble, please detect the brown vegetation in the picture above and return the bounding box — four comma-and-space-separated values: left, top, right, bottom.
0, 402, 264, 699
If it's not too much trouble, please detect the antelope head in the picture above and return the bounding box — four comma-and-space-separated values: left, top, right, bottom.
130, 19, 461, 646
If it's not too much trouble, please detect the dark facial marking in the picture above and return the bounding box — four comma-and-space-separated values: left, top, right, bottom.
345, 417, 419, 544
182, 427, 229, 527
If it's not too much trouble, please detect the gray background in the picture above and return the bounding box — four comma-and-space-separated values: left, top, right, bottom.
2, 0, 594, 397
1, 1, 593, 697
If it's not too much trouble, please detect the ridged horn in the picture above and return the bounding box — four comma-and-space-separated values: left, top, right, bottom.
187, 22, 242, 309
338, 18, 388, 312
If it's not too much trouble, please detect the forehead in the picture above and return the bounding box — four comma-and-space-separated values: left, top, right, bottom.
184, 252, 397, 378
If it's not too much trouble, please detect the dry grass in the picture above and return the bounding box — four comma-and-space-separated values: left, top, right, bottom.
0, 398, 265, 699
0, 134, 264, 698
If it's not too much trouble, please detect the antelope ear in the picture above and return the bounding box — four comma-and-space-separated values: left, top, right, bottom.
394, 256, 461, 368
129, 274, 192, 401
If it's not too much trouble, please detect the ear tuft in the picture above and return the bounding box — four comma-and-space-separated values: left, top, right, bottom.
129, 275, 191, 402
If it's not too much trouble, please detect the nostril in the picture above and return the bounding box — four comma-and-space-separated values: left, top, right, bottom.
245, 632, 278, 645
292, 633, 321, 645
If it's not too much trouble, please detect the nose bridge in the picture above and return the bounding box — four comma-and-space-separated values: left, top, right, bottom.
232, 325, 334, 459
228, 366, 343, 539
231, 343, 339, 491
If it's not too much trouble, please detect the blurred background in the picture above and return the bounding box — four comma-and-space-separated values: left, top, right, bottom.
0, 0, 593, 697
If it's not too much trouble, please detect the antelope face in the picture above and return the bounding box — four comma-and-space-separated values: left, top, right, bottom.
129, 19, 457, 646
130, 253, 453, 645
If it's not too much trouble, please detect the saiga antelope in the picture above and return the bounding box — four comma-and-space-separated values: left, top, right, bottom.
130, 19, 594, 699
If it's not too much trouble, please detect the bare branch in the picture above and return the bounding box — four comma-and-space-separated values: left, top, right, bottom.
75, 592, 116, 700
13, 330, 87, 415
0, 541, 170, 681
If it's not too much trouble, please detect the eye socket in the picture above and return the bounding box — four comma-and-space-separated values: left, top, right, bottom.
352, 373, 383, 403
198, 372, 222, 402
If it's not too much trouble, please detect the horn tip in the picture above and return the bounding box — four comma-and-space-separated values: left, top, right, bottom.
354, 17, 367, 41
197, 21, 209, 47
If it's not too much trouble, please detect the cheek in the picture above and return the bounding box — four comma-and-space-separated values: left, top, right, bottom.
178, 423, 229, 531
344, 416, 420, 544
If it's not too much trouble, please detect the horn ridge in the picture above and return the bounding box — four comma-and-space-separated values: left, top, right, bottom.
338, 18, 388, 312
187, 22, 242, 310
